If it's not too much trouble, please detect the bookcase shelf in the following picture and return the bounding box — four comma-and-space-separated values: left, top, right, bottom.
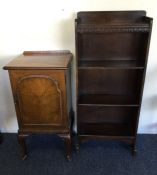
78, 94, 139, 106
78, 123, 134, 137
78, 59, 144, 69
75, 11, 153, 154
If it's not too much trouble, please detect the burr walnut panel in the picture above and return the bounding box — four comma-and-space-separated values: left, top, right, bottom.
9, 69, 68, 130
17, 75, 63, 126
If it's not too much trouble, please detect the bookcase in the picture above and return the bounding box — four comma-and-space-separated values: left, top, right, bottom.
75, 11, 153, 154
0, 131, 2, 144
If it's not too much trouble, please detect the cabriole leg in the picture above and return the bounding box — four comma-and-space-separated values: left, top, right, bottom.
18, 134, 28, 160
64, 134, 72, 161
59, 133, 72, 161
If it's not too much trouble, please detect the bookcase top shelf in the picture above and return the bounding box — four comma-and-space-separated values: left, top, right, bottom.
76, 11, 152, 33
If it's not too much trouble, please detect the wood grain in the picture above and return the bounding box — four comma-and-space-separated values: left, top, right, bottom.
4, 51, 73, 160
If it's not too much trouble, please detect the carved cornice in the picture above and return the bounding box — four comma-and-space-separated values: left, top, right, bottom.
77, 24, 150, 33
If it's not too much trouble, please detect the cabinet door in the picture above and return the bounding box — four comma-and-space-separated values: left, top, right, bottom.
9, 70, 68, 132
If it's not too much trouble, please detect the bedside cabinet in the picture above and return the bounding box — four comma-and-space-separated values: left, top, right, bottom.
3, 51, 73, 161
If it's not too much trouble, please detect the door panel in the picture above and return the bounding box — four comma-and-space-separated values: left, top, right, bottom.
17, 75, 62, 125
9, 70, 68, 131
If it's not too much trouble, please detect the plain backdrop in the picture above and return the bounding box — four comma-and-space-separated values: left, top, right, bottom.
0, 0, 157, 133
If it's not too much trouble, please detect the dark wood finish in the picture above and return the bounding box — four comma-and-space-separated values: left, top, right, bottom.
0, 131, 3, 144
4, 51, 73, 161
75, 11, 153, 154
18, 134, 28, 160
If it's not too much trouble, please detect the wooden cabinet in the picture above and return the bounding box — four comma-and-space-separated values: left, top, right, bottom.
75, 11, 153, 154
4, 51, 73, 160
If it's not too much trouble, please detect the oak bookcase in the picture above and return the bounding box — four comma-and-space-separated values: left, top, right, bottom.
75, 11, 153, 154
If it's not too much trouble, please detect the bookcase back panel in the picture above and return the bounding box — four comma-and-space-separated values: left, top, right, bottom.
78, 33, 147, 63
78, 123, 134, 136
78, 69, 143, 96
77, 11, 146, 24
78, 106, 138, 124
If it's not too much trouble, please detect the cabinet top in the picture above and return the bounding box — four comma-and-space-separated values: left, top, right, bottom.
3, 50, 72, 70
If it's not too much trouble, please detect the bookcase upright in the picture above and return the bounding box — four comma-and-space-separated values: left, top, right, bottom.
75, 11, 153, 154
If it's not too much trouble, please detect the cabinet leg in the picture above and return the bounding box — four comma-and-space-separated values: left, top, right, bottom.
64, 134, 72, 161
59, 133, 72, 161
18, 134, 28, 160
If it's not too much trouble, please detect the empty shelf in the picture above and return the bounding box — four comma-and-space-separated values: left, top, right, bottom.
78, 94, 139, 106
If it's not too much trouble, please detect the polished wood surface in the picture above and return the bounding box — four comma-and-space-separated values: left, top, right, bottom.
75, 11, 153, 154
4, 50, 71, 70
4, 51, 73, 161
77, 11, 147, 24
